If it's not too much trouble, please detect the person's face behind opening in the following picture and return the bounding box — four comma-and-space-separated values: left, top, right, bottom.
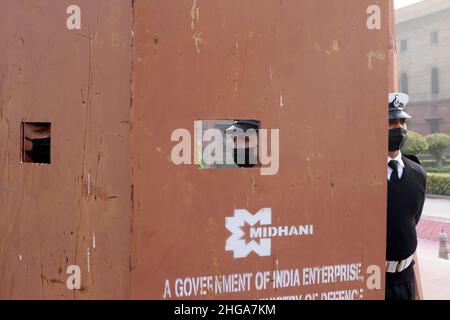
388, 118, 408, 153
24, 123, 51, 163
232, 131, 258, 168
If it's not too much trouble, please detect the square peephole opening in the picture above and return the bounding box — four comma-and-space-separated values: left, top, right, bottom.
22, 122, 51, 164
197, 119, 261, 169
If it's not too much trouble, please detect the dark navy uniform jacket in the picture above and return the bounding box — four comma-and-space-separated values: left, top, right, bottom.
386, 154, 427, 285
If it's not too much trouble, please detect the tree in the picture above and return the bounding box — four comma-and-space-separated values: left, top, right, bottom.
402, 131, 428, 156
425, 133, 450, 167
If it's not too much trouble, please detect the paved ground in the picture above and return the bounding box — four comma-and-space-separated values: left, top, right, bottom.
422, 197, 450, 221
417, 239, 450, 300
416, 197, 450, 300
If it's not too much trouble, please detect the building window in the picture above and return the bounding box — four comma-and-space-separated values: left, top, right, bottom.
431, 67, 439, 95
431, 105, 439, 117
400, 39, 408, 52
431, 31, 439, 45
429, 120, 440, 134
400, 73, 409, 94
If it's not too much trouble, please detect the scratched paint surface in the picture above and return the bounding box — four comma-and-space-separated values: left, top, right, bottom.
1, 0, 390, 300
0, 0, 132, 299
130, 0, 389, 299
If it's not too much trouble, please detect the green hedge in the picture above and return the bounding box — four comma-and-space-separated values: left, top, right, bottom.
427, 173, 450, 196
426, 166, 450, 174
402, 131, 429, 155
417, 154, 450, 161
421, 159, 450, 168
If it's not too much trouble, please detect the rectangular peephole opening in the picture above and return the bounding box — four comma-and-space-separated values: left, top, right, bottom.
21, 122, 51, 164
196, 120, 261, 169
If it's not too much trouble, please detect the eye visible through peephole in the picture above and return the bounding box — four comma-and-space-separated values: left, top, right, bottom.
22, 122, 51, 164
196, 120, 261, 169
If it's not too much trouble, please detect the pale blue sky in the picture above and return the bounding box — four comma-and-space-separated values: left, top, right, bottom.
395, 0, 424, 9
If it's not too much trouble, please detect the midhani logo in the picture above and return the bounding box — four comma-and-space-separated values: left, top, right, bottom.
225, 208, 314, 259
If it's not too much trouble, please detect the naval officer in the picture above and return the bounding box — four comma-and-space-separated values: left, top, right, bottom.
385, 93, 427, 300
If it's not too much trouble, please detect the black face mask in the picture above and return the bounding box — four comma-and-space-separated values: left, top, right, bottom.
25, 137, 51, 163
388, 128, 408, 152
233, 148, 257, 168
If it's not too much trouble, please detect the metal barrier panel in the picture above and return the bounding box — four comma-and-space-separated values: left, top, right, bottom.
0, 0, 390, 300
0, 0, 132, 299
130, 0, 389, 300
